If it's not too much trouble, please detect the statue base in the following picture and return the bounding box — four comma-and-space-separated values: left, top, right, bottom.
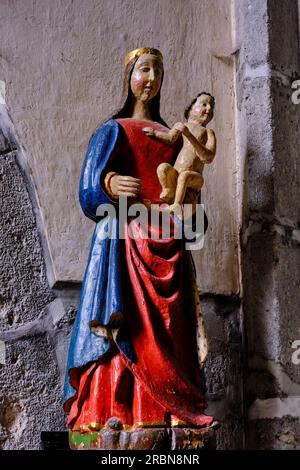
68, 427, 216, 450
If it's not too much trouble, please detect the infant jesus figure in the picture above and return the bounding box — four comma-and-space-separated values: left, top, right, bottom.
143, 92, 216, 214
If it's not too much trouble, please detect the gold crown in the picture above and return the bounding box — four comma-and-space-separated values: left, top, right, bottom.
124, 47, 163, 67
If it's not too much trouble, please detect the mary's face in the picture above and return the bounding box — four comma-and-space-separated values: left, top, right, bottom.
130, 54, 163, 103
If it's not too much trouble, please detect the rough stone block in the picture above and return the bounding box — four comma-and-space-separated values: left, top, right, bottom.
170, 427, 215, 450
269, 0, 300, 76
243, 232, 280, 360
234, 0, 269, 68
214, 417, 245, 450
243, 231, 300, 370
274, 242, 300, 382
245, 370, 282, 409
0, 334, 65, 449
271, 79, 300, 225
201, 296, 242, 396
200, 296, 243, 449
246, 417, 300, 450
0, 153, 54, 331
238, 77, 274, 215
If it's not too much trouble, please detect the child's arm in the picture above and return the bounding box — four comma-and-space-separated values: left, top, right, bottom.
184, 128, 216, 164
143, 125, 182, 145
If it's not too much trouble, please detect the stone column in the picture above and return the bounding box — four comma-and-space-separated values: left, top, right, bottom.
234, 0, 300, 449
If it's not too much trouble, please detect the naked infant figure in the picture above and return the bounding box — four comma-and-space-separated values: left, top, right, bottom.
143, 92, 217, 213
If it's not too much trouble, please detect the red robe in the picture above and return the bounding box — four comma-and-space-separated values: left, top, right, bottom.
67, 119, 213, 430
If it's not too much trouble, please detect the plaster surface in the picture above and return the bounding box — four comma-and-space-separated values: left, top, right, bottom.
0, 0, 238, 294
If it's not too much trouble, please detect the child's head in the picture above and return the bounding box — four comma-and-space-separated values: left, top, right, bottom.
184, 92, 215, 125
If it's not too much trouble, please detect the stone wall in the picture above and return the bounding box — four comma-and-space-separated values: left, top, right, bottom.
0, 107, 73, 449
234, 0, 300, 449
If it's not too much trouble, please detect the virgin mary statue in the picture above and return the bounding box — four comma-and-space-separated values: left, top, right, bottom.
64, 47, 215, 447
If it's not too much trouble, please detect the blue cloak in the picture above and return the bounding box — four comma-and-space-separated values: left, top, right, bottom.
64, 119, 134, 405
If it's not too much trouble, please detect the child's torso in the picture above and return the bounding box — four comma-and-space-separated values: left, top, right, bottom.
174, 124, 207, 173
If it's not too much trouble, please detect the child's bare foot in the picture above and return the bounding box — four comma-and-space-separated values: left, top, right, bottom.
169, 203, 183, 218
160, 189, 175, 203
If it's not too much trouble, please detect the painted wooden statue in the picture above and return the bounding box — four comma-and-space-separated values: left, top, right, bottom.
64, 47, 217, 449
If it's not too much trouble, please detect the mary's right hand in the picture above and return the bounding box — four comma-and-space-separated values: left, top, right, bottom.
109, 174, 142, 198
